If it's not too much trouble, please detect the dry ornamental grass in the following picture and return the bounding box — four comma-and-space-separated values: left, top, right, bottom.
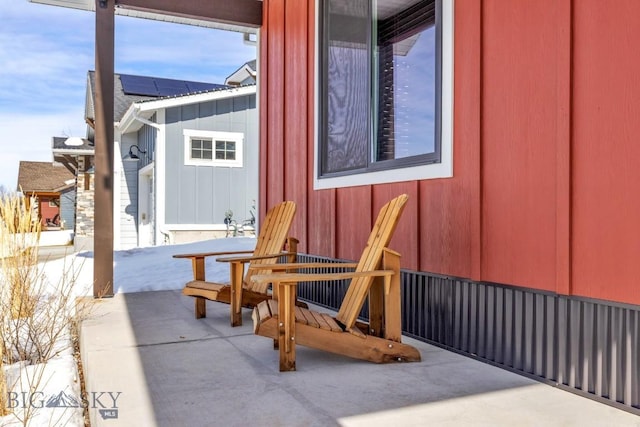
0, 192, 94, 424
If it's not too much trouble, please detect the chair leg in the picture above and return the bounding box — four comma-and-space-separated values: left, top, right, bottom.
192, 256, 206, 319
278, 283, 296, 371
230, 262, 244, 326
195, 297, 206, 319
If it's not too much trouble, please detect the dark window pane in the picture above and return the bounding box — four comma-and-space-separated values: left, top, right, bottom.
203, 150, 212, 160
319, 0, 440, 178
211, 141, 238, 161
203, 140, 212, 150
376, 8, 436, 161
322, 0, 370, 175
192, 139, 202, 149
191, 149, 200, 159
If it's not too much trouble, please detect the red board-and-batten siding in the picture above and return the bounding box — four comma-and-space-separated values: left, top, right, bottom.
259, 0, 640, 307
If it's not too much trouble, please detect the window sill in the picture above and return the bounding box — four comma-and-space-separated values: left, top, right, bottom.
313, 156, 452, 189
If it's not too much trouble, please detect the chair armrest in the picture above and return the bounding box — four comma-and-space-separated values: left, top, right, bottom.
216, 251, 297, 263
251, 269, 394, 285
173, 250, 253, 259
248, 262, 359, 271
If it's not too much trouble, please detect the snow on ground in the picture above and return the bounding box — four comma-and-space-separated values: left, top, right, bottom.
1, 237, 256, 426
2, 349, 84, 427
43, 236, 257, 295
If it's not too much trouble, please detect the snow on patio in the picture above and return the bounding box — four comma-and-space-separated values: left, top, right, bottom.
42, 236, 257, 296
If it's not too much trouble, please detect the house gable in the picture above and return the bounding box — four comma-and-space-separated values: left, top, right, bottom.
17, 161, 75, 193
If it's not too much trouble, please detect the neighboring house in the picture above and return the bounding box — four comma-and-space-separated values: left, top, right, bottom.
51, 136, 94, 240
224, 59, 256, 86
37, 0, 640, 415
85, 71, 257, 249
16, 161, 75, 230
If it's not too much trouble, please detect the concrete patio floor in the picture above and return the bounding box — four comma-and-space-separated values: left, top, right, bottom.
80, 290, 640, 426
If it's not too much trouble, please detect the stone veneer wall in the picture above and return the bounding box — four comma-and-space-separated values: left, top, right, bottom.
75, 172, 94, 237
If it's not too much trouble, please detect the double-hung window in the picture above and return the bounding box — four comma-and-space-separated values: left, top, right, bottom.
184, 130, 243, 168
316, 0, 453, 188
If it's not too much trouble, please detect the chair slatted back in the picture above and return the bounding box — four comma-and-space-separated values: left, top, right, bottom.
335, 194, 408, 329
246, 201, 297, 293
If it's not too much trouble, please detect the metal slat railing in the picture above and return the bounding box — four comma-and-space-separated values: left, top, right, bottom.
294, 253, 640, 414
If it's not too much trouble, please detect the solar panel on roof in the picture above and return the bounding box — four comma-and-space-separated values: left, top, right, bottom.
155, 87, 185, 97
120, 74, 224, 98
187, 82, 226, 92
124, 84, 155, 96
120, 74, 160, 96
155, 79, 184, 88
155, 80, 188, 97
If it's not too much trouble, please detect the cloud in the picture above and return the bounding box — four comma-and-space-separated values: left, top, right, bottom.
0, 1, 256, 189
0, 111, 86, 189
114, 16, 256, 83
0, 3, 94, 115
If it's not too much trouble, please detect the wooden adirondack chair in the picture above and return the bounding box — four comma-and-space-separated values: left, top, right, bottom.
251, 194, 421, 371
173, 201, 303, 326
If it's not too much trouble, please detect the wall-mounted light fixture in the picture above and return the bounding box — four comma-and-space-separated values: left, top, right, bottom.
123, 145, 147, 161
99, 0, 108, 8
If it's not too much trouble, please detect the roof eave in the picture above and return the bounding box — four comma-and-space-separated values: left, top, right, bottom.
52, 149, 95, 156
118, 85, 256, 134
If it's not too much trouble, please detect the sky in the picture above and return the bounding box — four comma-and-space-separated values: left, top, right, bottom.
0, 0, 256, 191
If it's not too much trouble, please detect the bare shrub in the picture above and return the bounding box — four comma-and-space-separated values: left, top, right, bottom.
0, 339, 6, 417
0, 193, 40, 320
0, 192, 95, 425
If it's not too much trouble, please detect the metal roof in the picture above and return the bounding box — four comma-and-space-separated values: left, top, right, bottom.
120, 74, 226, 97
86, 71, 227, 123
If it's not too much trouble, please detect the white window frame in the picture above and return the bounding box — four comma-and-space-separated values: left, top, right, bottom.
183, 129, 244, 168
314, 0, 454, 190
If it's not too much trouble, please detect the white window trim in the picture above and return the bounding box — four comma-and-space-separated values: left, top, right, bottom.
183, 129, 244, 168
313, 0, 454, 190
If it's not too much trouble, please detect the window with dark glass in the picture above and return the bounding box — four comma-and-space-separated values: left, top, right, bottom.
215, 140, 236, 161
319, 0, 441, 177
191, 138, 213, 160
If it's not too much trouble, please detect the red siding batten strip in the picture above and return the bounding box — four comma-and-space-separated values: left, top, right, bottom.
267, 0, 286, 208
454, 0, 483, 281
471, 0, 483, 281
556, 0, 572, 296
284, 0, 309, 250
259, 0, 270, 221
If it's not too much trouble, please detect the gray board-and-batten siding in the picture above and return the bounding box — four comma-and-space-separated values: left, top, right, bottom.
164, 94, 258, 226
60, 188, 75, 230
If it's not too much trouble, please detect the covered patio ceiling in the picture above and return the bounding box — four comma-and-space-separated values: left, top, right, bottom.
28, 0, 261, 32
